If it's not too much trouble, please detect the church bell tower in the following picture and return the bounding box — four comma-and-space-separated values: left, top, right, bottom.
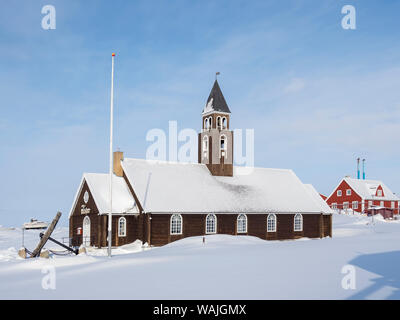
198, 79, 233, 176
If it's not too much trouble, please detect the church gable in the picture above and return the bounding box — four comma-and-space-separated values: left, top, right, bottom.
69, 173, 138, 218
69, 178, 100, 218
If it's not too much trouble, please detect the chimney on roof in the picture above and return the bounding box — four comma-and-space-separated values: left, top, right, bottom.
362, 159, 366, 180
113, 151, 124, 177
357, 158, 360, 179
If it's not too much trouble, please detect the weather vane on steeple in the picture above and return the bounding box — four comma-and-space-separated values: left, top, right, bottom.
215, 72, 220, 81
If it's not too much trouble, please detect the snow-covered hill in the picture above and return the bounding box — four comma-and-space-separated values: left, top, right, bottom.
0, 214, 399, 299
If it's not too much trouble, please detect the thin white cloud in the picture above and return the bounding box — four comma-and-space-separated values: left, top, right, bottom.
284, 78, 306, 93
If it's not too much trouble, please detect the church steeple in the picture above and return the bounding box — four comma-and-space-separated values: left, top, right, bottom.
199, 79, 233, 177
203, 80, 231, 114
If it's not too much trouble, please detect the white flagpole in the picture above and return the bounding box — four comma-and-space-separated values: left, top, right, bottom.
108, 53, 115, 257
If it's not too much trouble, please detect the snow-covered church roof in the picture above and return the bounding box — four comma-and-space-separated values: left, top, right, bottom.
304, 184, 334, 214
121, 158, 332, 214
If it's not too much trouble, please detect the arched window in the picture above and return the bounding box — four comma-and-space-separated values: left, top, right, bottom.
118, 217, 127, 237
83, 216, 91, 246
267, 214, 276, 232
222, 117, 227, 129
206, 214, 217, 234
203, 136, 209, 158
208, 117, 212, 130
170, 214, 183, 235
220, 135, 227, 157
294, 214, 303, 232
237, 214, 247, 233
204, 118, 208, 130
217, 116, 221, 129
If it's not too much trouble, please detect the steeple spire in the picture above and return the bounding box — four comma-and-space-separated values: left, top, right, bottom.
203, 79, 231, 114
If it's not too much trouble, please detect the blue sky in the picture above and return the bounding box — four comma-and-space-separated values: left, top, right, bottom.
1, 0, 400, 226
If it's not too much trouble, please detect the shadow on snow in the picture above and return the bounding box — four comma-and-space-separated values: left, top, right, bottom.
348, 250, 400, 299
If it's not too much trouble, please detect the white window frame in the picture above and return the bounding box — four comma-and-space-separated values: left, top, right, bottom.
377, 189, 383, 197
294, 214, 303, 232
217, 116, 222, 130
118, 217, 127, 237
222, 117, 227, 129
337, 190, 342, 197
83, 216, 91, 247
346, 189, 351, 196
203, 135, 209, 158
170, 214, 183, 235
380, 201, 384, 208
343, 202, 349, 209
220, 134, 227, 158
352, 201, 358, 210
368, 200, 373, 208
267, 214, 277, 232
391, 201, 395, 209
206, 214, 217, 234
237, 214, 247, 234
331, 203, 337, 210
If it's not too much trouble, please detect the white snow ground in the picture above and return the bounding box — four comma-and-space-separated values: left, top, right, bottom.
0, 213, 400, 299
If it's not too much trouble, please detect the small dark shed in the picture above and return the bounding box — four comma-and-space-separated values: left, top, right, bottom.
367, 207, 394, 219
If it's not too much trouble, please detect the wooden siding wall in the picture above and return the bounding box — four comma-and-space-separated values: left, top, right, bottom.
69, 180, 146, 247
69, 212, 102, 246
69, 180, 102, 246
323, 214, 332, 237
150, 213, 332, 246
70, 213, 145, 247
111, 214, 144, 246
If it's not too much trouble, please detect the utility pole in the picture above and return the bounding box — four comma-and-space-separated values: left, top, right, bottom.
108, 53, 116, 258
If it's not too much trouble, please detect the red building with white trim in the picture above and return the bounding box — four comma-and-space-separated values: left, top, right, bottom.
326, 177, 400, 215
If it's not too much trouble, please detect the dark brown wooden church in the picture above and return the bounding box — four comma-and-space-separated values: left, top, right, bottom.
69, 80, 333, 247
